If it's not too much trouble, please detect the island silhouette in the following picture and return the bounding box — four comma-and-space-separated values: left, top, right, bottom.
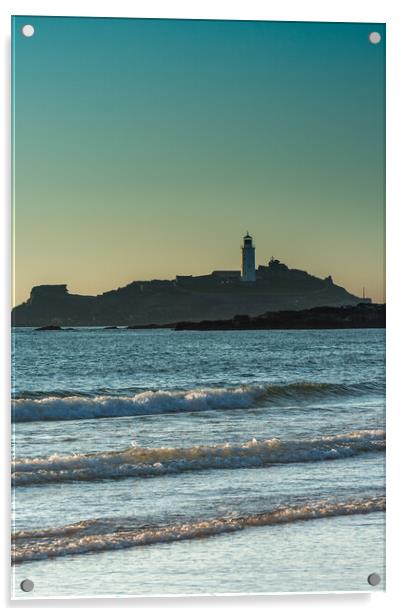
12, 236, 373, 327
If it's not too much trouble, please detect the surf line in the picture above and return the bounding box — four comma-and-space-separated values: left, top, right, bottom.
12, 496, 385, 563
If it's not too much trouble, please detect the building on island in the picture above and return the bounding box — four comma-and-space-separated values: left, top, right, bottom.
212, 270, 241, 280
241, 232, 256, 282
176, 232, 257, 284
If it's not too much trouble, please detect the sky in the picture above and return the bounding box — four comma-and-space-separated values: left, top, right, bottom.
12, 17, 385, 305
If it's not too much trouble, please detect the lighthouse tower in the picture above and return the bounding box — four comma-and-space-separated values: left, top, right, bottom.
241, 232, 256, 282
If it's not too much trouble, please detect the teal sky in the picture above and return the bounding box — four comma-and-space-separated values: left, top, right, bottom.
12, 17, 385, 305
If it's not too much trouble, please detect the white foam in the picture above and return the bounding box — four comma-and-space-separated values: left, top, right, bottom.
12, 382, 381, 423
12, 430, 385, 486
12, 496, 385, 564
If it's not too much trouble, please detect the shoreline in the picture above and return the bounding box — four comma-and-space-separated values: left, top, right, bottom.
26, 303, 385, 331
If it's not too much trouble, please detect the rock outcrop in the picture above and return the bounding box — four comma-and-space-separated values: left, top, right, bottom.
174, 303, 385, 331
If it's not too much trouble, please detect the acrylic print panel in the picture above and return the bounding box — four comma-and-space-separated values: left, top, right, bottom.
11, 16, 385, 598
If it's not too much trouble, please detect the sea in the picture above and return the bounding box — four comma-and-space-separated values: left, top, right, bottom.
11, 327, 385, 598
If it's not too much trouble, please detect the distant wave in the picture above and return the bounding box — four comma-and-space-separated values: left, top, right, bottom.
12, 381, 383, 423
12, 430, 385, 486
12, 496, 385, 563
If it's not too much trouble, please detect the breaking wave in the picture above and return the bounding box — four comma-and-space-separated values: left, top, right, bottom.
12, 496, 385, 563
12, 429, 385, 486
12, 381, 383, 423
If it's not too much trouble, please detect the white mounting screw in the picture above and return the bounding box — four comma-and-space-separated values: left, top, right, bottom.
22, 24, 35, 38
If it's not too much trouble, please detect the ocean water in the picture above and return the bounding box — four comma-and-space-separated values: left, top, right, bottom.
11, 328, 385, 597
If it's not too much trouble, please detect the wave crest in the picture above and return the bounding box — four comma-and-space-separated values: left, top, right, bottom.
12, 381, 382, 423
12, 496, 385, 564
12, 429, 385, 486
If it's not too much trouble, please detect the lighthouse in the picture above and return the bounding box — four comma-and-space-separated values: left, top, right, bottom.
241, 232, 256, 282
